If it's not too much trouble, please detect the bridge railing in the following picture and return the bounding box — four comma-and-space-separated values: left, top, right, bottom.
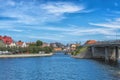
95, 40, 120, 45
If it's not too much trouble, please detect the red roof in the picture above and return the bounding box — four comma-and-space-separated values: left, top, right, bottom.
0, 35, 13, 44
85, 40, 97, 44
16, 41, 23, 46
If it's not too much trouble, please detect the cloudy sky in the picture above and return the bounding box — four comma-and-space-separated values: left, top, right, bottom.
0, 0, 120, 43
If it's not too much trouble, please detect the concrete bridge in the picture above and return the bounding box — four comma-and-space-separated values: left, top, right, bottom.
88, 40, 120, 63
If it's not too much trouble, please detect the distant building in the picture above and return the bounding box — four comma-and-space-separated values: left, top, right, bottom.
54, 47, 62, 51
16, 40, 27, 47
85, 40, 96, 45
70, 44, 77, 51
50, 43, 57, 48
22, 42, 27, 47
69, 43, 80, 51
16, 40, 23, 47
42, 42, 50, 47
9, 42, 16, 47
0, 35, 13, 45
26, 43, 30, 47
50, 42, 64, 48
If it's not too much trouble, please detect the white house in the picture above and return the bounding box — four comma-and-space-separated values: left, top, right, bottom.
21, 42, 27, 47
8, 42, 16, 47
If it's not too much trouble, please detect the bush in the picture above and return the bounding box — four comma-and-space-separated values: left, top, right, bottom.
72, 46, 88, 55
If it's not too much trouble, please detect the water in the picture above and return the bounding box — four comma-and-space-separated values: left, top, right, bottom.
0, 53, 120, 80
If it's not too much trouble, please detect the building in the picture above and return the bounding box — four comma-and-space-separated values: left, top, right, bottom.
42, 42, 50, 47
16, 40, 23, 47
85, 40, 96, 45
54, 47, 62, 51
9, 42, 16, 47
22, 42, 27, 47
16, 40, 27, 47
50, 43, 57, 48
70, 44, 77, 51
69, 43, 80, 51
50, 42, 64, 48
0, 35, 13, 45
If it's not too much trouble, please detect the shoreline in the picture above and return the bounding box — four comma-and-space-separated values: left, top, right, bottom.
0, 53, 53, 58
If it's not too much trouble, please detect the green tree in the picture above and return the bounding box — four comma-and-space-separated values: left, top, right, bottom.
43, 46, 53, 53
36, 40, 43, 46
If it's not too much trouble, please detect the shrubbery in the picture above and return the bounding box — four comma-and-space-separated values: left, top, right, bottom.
0, 46, 53, 54
71, 46, 88, 55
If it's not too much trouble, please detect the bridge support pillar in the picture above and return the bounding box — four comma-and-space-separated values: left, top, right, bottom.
114, 46, 119, 63
91, 47, 95, 58
105, 47, 109, 63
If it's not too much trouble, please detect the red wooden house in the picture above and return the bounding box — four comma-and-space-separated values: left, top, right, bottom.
0, 35, 13, 45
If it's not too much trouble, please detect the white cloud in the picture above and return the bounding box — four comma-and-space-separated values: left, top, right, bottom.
63, 28, 115, 36
0, 0, 16, 7
0, 21, 14, 29
32, 25, 116, 36
0, 1, 68, 25
32, 26, 76, 32
0, 0, 105, 43
8, 29, 23, 32
0, 1, 92, 27
41, 2, 84, 16
7, 0, 16, 6
89, 18, 120, 29
29, 36, 60, 41
28, 33, 66, 41
80, 9, 95, 13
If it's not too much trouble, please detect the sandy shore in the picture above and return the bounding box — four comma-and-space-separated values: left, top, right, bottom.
0, 53, 53, 58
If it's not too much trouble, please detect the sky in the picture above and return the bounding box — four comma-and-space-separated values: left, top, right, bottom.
0, 0, 120, 43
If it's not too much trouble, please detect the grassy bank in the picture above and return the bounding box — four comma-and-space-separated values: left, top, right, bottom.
71, 46, 88, 56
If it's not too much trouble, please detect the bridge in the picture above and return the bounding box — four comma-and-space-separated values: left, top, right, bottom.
88, 40, 120, 63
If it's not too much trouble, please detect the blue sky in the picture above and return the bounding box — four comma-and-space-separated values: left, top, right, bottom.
0, 0, 120, 43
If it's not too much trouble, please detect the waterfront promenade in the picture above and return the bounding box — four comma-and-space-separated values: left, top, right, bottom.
0, 53, 53, 58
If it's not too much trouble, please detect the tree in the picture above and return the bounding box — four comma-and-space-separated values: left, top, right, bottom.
0, 40, 5, 48
43, 46, 53, 53
36, 40, 43, 46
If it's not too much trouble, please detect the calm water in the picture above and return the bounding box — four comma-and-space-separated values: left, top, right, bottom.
0, 53, 120, 80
